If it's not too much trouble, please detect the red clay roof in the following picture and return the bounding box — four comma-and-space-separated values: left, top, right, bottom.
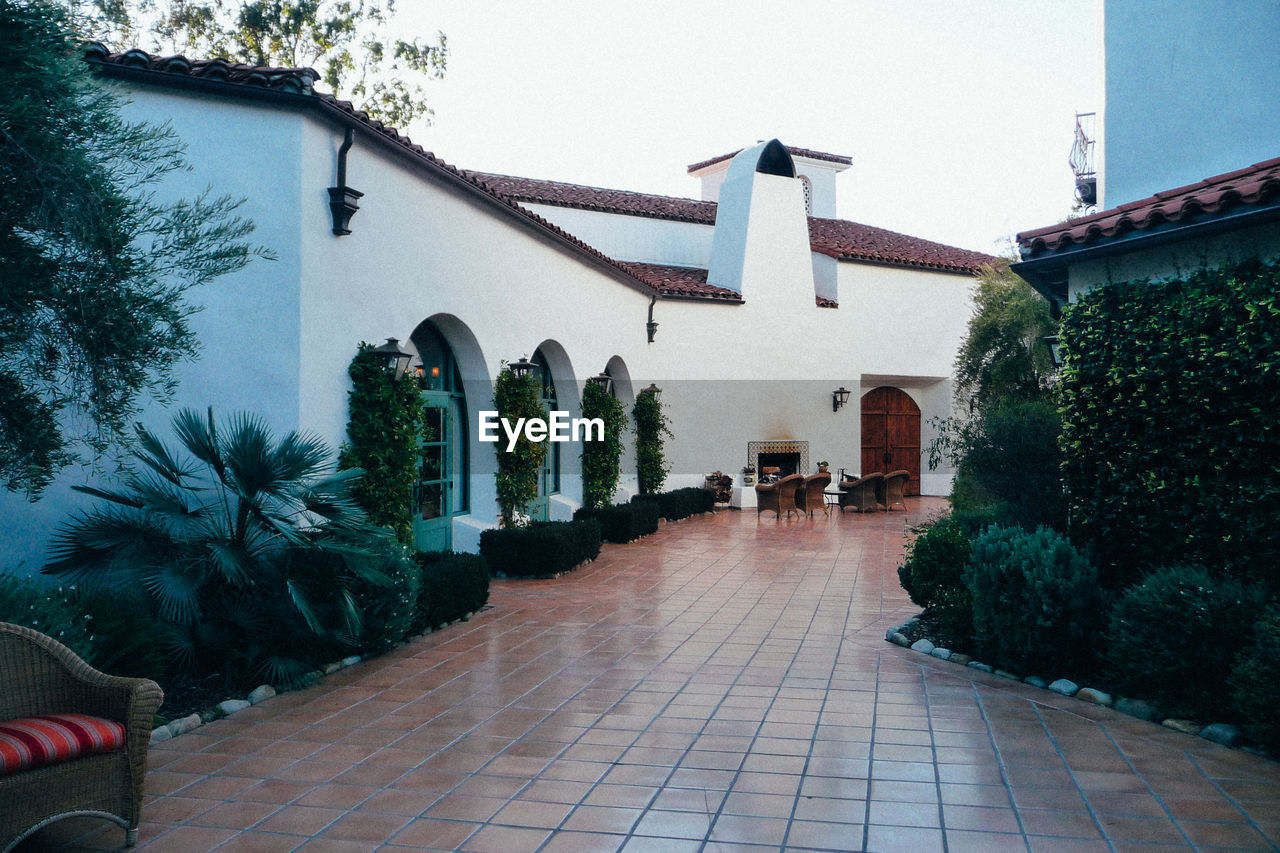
472, 173, 991, 275
617, 263, 742, 302
1018, 156, 1280, 254
687, 146, 853, 173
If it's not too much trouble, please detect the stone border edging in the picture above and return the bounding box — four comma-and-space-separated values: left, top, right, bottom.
884, 617, 1256, 753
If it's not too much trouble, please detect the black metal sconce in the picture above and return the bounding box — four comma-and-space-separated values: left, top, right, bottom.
642, 383, 662, 402
372, 337, 413, 375
832, 386, 851, 412
586, 372, 613, 393
1045, 335, 1063, 367
328, 127, 363, 235
646, 296, 658, 343
509, 355, 538, 378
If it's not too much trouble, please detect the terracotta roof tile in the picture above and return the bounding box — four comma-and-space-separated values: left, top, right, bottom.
1017, 156, 1280, 255
618, 263, 742, 302
687, 146, 853, 173
471, 173, 991, 275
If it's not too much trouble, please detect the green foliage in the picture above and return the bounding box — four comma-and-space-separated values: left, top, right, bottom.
898, 513, 973, 611
492, 367, 548, 527
479, 519, 601, 578
0, 574, 167, 679
1104, 564, 1264, 720
633, 387, 671, 495
955, 262, 1058, 411
411, 551, 489, 633
344, 542, 418, 655
580, 383, 626, 510
574, 501, 659, 544
1, 0, 266, 495
44, 407, 394, 686
67, 0, 448, 127
1230, 604, 1280, 751
930, 398, 1065, 530
340, 343, 423, 542
631, 487, 714, 521
1060, 259, 1280, 589
966, 525, 1101, 675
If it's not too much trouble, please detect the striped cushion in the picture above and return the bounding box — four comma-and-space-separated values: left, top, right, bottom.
0, 713, 127, 776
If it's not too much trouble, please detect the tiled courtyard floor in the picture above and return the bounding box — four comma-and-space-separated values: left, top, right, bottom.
24, 499, 1280, 852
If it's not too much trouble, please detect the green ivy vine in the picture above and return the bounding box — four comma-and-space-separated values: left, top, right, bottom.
492, 366, 548, 526
633, 385, 671, 494
580, 382, 626, 509
340, 342, 424, 543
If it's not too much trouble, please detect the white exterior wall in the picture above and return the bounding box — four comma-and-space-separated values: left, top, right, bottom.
520, 203, 713, 268
0, 88, 974, 573
1102, 0, 1280, 207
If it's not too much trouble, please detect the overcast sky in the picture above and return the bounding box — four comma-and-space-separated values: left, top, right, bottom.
401, 0, 1100, 255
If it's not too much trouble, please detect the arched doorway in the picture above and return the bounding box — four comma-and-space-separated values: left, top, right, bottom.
411, 322, 468, 551
529, 345, 560, 521
861, 387, 921, 495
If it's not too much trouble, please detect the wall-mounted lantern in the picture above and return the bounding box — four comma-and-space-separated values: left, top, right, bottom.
372, 337, 413, 375
642, 383, 662, 402
1045, 335, 1064, 367
509, 355, 538, 378
586, 372, 613, 393
832, 386, 851, 412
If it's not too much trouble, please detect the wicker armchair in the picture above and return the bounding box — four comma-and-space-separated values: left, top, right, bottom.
1, 622, 163, 851
878, 470, 911, 511
795, 472, 832, 516
838, 472, 883, 513
756, 473, 804, 518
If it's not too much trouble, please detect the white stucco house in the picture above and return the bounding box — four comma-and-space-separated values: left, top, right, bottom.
0, 45, 992, 569
1014, 0, 1280, 302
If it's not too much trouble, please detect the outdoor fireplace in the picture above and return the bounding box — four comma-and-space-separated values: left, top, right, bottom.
748, 441, 810, 478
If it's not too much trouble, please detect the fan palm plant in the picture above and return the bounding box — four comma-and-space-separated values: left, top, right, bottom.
45, 407, 395, 685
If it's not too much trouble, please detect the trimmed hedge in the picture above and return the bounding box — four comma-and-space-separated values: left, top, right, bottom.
1105, 564, 1264, 720
1230, 604, 1280, 752
966, 525, 1102, 676
348, 544, 421, 655
574, 501, 659, 544
412, 551, 490, 633
479, 519, 602, 578
1060, 259, 1280, 589
631, 486, 715, 521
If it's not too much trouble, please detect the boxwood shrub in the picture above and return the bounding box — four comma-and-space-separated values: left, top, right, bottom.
347, 543, 421, 655
412, 551, 490, 633
574, 501, 660, 544
479, 519, 602, 578
631, 487, 714, 521
966, 524, 1101, 676
1230, 603, 1280, 752
1105, 564, 1265, 720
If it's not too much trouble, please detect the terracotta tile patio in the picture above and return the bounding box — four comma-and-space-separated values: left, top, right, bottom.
22, 499, 1280, 852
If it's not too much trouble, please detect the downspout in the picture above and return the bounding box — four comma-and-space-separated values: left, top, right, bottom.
328, 127, 363, 235
646, 296, 658, 343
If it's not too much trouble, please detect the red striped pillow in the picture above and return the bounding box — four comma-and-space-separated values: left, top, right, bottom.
0, 713, 127, 776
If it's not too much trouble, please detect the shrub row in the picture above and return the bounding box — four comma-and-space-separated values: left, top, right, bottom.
631, 486, 715, 521
480, 519, 602, 578
574, 501, 659, 544
412, 551, 490, 633
899, 515, 1280, 748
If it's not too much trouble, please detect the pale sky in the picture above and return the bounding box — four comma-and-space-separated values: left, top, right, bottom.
401, 1, 1100, 256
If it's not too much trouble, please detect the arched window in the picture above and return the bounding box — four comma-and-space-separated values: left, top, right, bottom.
799, 175, 813, 214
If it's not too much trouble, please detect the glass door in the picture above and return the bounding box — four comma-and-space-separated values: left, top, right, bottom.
413, 393, 452, 551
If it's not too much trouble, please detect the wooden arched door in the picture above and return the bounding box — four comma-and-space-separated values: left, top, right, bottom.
861, 387, 921, 495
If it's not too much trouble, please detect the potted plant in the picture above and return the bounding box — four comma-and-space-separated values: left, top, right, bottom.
742, 464, 757, 486
818, 460, 829, 473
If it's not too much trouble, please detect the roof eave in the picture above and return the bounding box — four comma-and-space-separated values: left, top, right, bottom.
1013, 199, 1280, 307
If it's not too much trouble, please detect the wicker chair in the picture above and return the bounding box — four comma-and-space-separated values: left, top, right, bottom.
1, 622, 163, 851
795, 472, 832, 516
756, 473, 804, 518
878, 469, 911, 511
838, 472, 883, 513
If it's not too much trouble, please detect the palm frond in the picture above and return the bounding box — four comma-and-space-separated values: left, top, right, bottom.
172, 407, 225, 476
286, 578, 325, 635
204, 541, 253, 586
142, 566, 202, 625
273, 430, 333, 483
259, 656, 312, 690
132, 422, 198, 484
220, 411, 277, 498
